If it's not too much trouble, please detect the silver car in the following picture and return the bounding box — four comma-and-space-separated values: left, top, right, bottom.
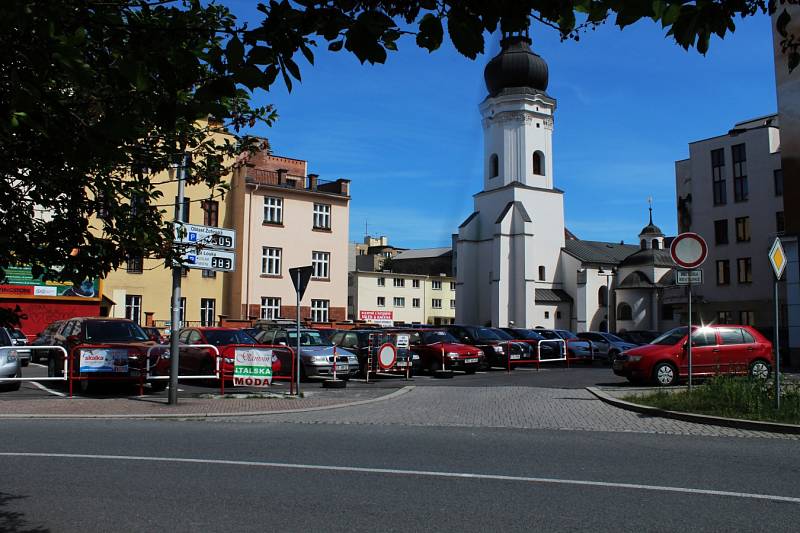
256, 328, 359, 380
1, 327, 31, 366
0, 344, 21, 392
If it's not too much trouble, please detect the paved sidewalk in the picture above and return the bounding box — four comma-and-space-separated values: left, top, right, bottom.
0, 388, 402, 418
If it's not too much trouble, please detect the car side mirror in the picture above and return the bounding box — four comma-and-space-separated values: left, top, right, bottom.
682, 341, 689, 351
279, 341, 287, 346
66, 334, 80, 344
147, 333, 159, 342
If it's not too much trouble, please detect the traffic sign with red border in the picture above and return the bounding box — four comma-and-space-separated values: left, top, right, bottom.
377, 343, 397, 370
670, 232, 708, 269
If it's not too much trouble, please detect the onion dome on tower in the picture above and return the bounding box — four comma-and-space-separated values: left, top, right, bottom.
484, 30, 549, 97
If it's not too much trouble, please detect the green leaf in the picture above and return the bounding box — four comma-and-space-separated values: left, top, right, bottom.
416, 13, 443, 52
447, 9, 484, 59
226, 35, 244, 66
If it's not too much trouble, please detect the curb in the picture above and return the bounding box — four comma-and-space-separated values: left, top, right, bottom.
587, 386, 800, 435
0, 386, 415, 420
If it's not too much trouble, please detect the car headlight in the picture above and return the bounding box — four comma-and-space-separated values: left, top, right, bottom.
306, 355, 328, 363
447, 352, 460, 358
412, 354, 420, 360
6, 353, 17, 363
223, 357, 234, 364
493, 345, 504, 353
627, 355, 642, 363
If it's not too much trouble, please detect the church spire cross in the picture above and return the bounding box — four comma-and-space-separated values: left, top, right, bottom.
647, 196, 653, 225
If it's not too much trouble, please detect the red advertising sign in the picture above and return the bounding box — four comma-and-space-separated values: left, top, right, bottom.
359, 310, 393, 321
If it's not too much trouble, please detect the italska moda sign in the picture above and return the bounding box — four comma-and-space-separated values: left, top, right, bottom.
233, 347, 273, 387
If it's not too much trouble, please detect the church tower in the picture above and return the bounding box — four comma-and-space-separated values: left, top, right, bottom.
455, 31, 566, 328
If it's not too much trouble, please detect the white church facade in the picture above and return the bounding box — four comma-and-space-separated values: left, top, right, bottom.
454, 32, 681, 333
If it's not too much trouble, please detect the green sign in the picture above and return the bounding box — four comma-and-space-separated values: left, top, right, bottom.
0, 266, 101, 300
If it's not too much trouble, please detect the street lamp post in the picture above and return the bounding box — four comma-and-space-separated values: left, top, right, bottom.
597, 267, 615, 333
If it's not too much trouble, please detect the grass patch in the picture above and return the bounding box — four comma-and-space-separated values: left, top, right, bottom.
631, 376, 800, 424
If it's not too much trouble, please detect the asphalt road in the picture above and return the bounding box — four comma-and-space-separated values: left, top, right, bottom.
2, 414, 799, 532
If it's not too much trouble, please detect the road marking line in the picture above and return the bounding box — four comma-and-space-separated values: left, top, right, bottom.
30, 363, 48, 368
1, 452, 798, 504
27, 381, 66, 397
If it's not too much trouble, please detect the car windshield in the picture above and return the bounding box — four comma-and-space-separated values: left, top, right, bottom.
556, 330, 578, 340
422, 330, 458, 344
288, 331, 331, 346
492, 329, 514, 340
10, 329, 26, 341
651, 327, 689, 346
204, 330, 258, 346
85, 321, 149, 342
519, 330, 544, 340
604, 334, 626, 343
537, 330, 559, 340
474, 327, 502, 340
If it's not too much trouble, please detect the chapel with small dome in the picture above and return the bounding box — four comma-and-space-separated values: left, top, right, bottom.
454, 31, 680, 333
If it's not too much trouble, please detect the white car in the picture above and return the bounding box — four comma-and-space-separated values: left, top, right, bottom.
0, 342, 21, 392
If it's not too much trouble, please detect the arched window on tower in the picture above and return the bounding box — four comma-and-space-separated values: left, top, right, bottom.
538, 266, 545, 281
640, 239, 647, 250
532, 151, 544, 176
617, 302, 633, 321
598, 286, 608, 307
489, 154, 499, 178
652, 239, 660, 250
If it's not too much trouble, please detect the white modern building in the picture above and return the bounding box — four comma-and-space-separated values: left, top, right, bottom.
673, 115, 783, 328
454, 31, 679, 333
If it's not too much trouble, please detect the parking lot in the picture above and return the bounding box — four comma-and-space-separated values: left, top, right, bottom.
0, 359, 632, 402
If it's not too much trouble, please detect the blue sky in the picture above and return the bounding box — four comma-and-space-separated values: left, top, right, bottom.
231, 4, 778, 248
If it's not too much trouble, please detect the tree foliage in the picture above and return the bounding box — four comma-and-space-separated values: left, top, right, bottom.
1, 0, 795, 292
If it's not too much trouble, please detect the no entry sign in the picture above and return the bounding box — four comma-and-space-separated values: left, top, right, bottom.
670, 232, 708, 269
377, 343, 397, 370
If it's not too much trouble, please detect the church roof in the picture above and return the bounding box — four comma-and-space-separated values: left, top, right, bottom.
620, 248, 674, 268
495, 201, 532, 224
618, 271, 653, 289
535, 288, 573, 303
563, 240, 638, 265
484, 33, 549, 97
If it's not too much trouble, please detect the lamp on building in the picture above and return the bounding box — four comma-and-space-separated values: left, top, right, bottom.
597, 266, 616, 333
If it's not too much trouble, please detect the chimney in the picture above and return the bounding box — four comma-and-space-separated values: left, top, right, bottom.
337, 178, 350, 195
277, 168, 288, 185
308, 173, 319, 190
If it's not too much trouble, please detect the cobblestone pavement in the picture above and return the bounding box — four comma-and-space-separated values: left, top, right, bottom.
230, 385, 800, 440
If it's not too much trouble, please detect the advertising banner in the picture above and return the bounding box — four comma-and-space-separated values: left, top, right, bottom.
233, 347, 273, 387
0, 266, 101, 301
359, 310, 394, 326
79, 349, 129, 373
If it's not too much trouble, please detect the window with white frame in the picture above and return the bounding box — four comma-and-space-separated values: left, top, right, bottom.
311, 299, 329, 322
412, 279, 420, 288
449, 282, 456, 291
450, 299, 456, 309
200, 298, 216, 326
393, 278, 405, 288
377, 296, 385, 307
260, 297, 281, 319
261, 247, 282, 276
393, 297, 405, 307
125, 295, 142, 324
313, 203, 331, 229
431, 299, 442, 309
312, 251, 330, 279
264, 196, 283, 224
412, 298, 420, 308
432, 280, 442, 290
377, 277, 385, 286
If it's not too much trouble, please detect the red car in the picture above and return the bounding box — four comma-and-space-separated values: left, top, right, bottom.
399, 329, 484, 374
613, 325, 773, 386
176, 327, 283, 380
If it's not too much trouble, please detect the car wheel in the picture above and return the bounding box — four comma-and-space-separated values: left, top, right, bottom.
608, 350, 619, 366
653, 362, 678, 386
78, 374, 93, 394
465, 366, 477, 375
200, 360, 217, 386
749, 360, 770, 380
47, 355, 60, 378
21, 359, 29, 367
150, 380, 167, 392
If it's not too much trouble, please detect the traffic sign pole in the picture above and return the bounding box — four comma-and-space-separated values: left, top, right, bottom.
168, 154, 187, 406
295, 269, 301, 397
687, 279, 693, 391
775, 277, 780, 410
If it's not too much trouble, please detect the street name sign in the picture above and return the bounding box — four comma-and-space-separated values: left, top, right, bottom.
232, 347, 273, 387
173, 223, 236, 250
769, 238, 787, 280
179, 248, 235, 272
670, 232, 708, 269
676, 269, 703, 285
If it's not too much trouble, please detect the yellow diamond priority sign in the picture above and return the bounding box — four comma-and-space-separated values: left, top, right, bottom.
769, 238, 787, 280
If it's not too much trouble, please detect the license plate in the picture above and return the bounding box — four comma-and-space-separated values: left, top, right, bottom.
510, 355, 521, 360
333, 365, 347, 372
396, 361, 409, 367
465, 358, 479, 363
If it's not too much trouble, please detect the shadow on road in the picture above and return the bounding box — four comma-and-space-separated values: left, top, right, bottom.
0, 492, 50, 533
